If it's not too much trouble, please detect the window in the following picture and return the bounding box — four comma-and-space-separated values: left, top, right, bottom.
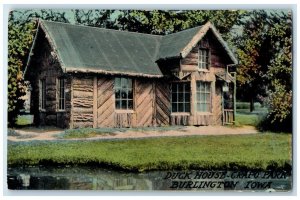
58, 78, 65, 110
39, 79, 46, 110
171, 82, 190, 112
198, 48, 209, 70
196, 81, 211, 112
115, 77, 133, 110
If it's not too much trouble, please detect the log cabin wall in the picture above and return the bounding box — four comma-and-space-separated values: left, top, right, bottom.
29, 32, 71, 128
71, 75, 94, 128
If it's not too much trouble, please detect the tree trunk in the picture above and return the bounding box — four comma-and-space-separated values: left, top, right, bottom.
250, 97, 255, 112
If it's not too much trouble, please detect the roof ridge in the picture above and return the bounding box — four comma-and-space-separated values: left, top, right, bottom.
39, 19, 164, 38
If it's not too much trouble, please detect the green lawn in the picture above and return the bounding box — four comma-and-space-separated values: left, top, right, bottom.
235, 114, 261, 126
8, 133, 292, 172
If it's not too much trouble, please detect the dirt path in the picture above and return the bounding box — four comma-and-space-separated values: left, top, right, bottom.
8, 125, 258, 142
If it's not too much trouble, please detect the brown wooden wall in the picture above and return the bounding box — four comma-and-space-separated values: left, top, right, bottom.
135, 79, 154, 127
72, 77, 94, 128
69, 75, 172, 128
155, 80, 171, 126
28, 30, 71, 128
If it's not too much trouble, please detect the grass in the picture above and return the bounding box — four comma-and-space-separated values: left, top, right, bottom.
56, 128, 117, 139
235, 114, 261, 126
16, 115, 33, 126
8, 133, 292, 172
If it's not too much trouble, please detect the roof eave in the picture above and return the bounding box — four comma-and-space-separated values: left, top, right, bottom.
65, 67, 164, 78
24, 20, 40, 80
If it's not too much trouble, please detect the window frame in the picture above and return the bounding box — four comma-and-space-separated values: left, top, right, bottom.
39, 79, 46, 111
171, 82, 191, 113
198, 48, 210, 70
196, 81, 212, 113
57, 78, 66, 111
114, 77, 134, 111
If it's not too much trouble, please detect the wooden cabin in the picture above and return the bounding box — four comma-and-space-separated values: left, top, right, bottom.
24, 20, 238, 129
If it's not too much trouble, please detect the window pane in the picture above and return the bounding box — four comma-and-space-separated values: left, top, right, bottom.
115, 89, 120, 99
178, 103, 183, 112
206, 93, 210, 102
178, 84, 183, 92
121, 78, 127, 89
116, 100, 121, 109
172, 103, 177, 112
184, 93, 189, 102
127, 79, 132, 88
121, 90, 127, 99
185, 103, 190, 112
197, 93, 201, 101
201, 94, 206, 102
172, 83, 177, 92
172, 92, 177, 102
115, 78, 121, 88
178, 93, 183, 102
184, 83, 190, 91
128, 100, 133, 109
127, 89, 133, 99
121, 100, 127, 109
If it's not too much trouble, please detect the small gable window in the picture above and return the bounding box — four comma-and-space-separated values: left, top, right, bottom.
58, 78, 65, 110
115, 77, 133, 110
171, 82, 190, 113
198, 48, 210, 70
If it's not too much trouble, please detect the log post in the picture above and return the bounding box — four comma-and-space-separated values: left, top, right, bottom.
93, 76, 98, 128
190, 73, 196, 125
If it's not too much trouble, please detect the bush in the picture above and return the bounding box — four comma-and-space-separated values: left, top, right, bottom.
258, 112, 292, 133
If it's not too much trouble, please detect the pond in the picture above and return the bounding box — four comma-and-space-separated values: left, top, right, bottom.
7, 166, 292, 191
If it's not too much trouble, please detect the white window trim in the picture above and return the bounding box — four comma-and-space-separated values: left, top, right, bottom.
114, 77, 134, 111
57, 78, 66, 111
198, 48, 210, 71
171, 82, 191, 113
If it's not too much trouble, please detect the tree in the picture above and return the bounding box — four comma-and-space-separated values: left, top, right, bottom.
234, 10, 292, 130
8, 9, 69, 126
8, 16, 37, 126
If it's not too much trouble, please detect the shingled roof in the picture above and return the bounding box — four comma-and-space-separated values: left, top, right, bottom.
25, 20, 237, 78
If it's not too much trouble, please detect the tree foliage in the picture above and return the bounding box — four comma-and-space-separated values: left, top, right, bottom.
8, 17, 37, 126
234, 10, 292, 131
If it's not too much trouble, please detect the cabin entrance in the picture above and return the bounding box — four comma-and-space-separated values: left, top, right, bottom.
222, 82, 234, 125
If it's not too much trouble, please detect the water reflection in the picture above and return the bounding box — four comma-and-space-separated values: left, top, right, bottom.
7, 166, 292, 191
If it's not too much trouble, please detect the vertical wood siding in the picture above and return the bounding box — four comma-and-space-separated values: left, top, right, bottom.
135, 79, 154, 127
155, 80, 171, 126
97, 77, 115, 127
